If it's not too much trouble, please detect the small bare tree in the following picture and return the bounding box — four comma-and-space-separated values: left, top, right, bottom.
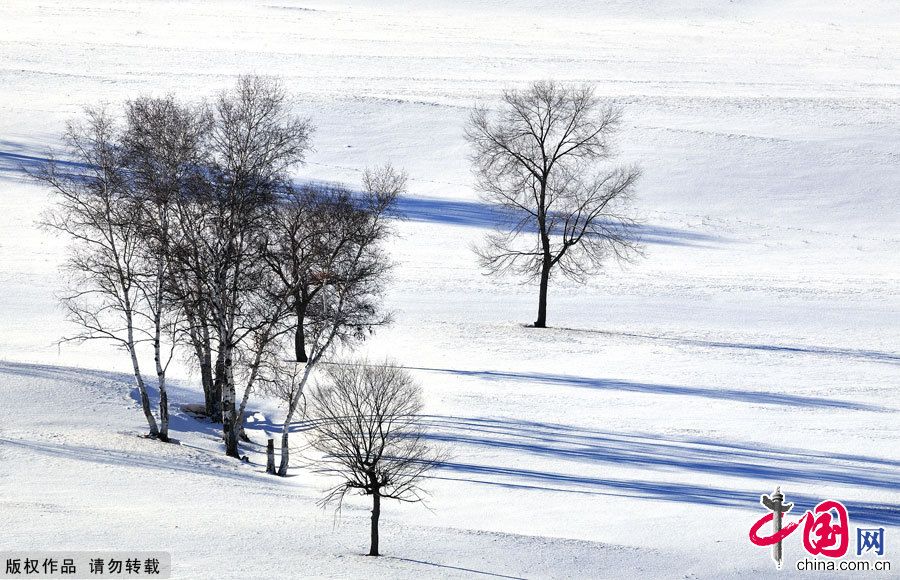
265, 165, 404, 363
308, 360, 440, 557
466, 80, 642, 327
262, 167, 401, 475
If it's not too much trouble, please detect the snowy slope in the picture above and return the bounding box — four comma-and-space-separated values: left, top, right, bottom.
0, 1, 898, 578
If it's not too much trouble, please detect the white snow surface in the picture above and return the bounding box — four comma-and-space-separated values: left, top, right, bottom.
0, 1, 898, 578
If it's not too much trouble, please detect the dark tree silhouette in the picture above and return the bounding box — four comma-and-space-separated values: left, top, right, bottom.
466, 80, 642, 328
262, 168, 401, 475
308, 360, 441, 556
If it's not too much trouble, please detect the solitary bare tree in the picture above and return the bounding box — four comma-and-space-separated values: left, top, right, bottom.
308, 360, 440, 557
466, 81, 641, 327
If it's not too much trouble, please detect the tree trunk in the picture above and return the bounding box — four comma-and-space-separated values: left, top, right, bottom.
294, 323, 307, 363
277, 402, 295, 476
126, 341, 159, 438
369, 489, 381, 557
278, 427, 290, 476
221, 348, 240, 458
153, 333, 169, 443
534, 260, 551, 328
212, 353, 225, 422
153, 325, 169, 443
266, 439, 275, 474
158, 379, 169, 442
199, 356, 215, 418
279, 359, 316, 475
200, 342, 222, 421
189, 306, 221, 421
294, 299, 308, 363
234, 376, 254, 445
153, 212, 170, 443
132, 366, 159, 438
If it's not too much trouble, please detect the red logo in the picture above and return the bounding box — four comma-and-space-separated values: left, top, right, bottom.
749, 488, 850, 568
801, 500, 850, 557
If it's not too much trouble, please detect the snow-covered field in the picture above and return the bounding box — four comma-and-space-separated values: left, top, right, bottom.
1, 1, 898, 578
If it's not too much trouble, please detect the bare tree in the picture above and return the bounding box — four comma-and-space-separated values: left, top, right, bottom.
161, 75, 312, 457
466, 80, 642, 327
308, 360, 441, 557
121, 95, 210, 441
36, 107, 162, 438
122, 95, 227, 422
35, 77, 318, 453
266, 165, 404, 363
262, 167, 401, 475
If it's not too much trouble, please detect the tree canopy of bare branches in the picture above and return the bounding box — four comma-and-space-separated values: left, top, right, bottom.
35, 73, 412, 474
265, 166, 403, 363
466, 80, 642, 327
261, 165, 402, 475
120, 95, 211, 441
308, 360, 441, 556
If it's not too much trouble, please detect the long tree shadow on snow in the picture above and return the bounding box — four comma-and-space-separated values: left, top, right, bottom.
406, 366, 890, 413
429, 461, 900, 527
422, 416, 900, 491
394, 195, 724, 248
4, 361, 896, 525
421, 416, 900, 526
2, 142, 723, 249
0, 360, 250, 451
0, 437, 275, 485
0, 143, 88, 181
386, 558, 526, 580
558, 327, 900, 366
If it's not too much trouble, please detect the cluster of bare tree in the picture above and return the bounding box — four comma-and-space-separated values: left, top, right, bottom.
35, 76, 638, 556
37, 75, 442, 556
37, 76, 397, 454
